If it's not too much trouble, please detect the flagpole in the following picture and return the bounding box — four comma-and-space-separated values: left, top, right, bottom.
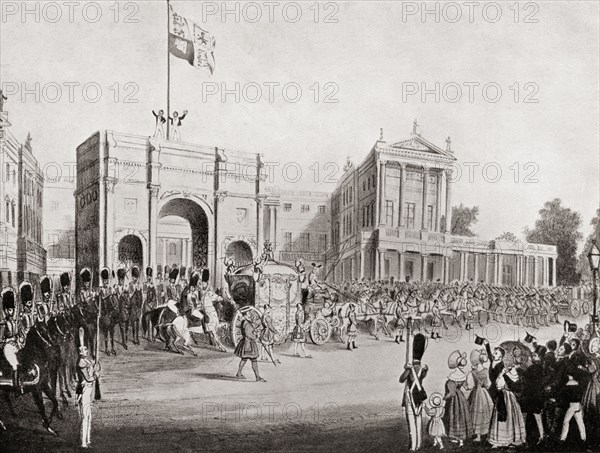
166, 0, 171, 140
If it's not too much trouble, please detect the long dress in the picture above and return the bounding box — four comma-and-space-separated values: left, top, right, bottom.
443, 370, 473, 440
582, 355, 600, 442
468, 367, 494, 435
488, 370, 526, 447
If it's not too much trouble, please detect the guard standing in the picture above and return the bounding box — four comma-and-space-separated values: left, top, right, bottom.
115, 268, 130, 350
399, 330, 429, 451
99, 267, 117, 355
40, 275, 53, 318
56, 272, 72, 313
129, 266, 143, 345
143, 266, 157, 340
1, 288, 22, 392
76, 327, 100, 449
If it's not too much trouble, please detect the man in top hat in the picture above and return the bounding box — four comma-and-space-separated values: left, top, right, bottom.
166, 266, 180, 303
1, 288, 23, 392
399, 332, 429, 451
76, 327, 100, 449
98, 267, 117, 355
19, 281, 35, 337
199, 269, 226, 352
115, 267, 130, 350
56, 271, 72, 313
40, 275, 53, 318
128, 266, 143, 345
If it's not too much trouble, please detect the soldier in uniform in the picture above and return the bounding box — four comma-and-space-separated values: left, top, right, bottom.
143, 266, 158, 340
176, 266, 187, 298
129, 266, 143, 345
115, 267, 130, 350
399, 332, 429, 451
99, 267, 118, 355
40, 275, 53, 318
199, 269, 226, 352
1, 288, 23, 393
78, 268, 98, 352
55, 271, 72, 313
166, 267, 180, 302
181, 270, 199, 315
76, 327, 100, 449
19, 282, 35, 337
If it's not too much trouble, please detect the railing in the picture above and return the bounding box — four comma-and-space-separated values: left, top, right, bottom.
427, 232, 445, 243
279, 251, 324, 262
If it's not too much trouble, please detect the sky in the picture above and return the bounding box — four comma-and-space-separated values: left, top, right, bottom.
1, 1, 598, 244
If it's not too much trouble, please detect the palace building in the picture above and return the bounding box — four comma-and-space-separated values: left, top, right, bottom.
325, 124, 557, 287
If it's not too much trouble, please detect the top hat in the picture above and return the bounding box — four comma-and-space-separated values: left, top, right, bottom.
474, 334, 485, 345
564, 320, 578, 333
524, 332, 536, 343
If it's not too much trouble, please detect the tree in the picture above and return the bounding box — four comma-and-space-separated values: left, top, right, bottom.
577, 208, 600, 281
524, 198, 583, 286
451, 204, 479, 237
496, 232, 518, 242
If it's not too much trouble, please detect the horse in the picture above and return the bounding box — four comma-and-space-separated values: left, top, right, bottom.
0, 322, 61, 435
115, 286, 131, 350
143, 299, 197, 355
46, 313, 76, 405
337, 291, 397, 341
129, 285, 143, 345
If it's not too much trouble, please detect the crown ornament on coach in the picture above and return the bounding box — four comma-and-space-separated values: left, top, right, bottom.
2, 288, 15, 311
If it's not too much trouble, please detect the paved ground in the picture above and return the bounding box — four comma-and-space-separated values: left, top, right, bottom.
0, 319, 593, 452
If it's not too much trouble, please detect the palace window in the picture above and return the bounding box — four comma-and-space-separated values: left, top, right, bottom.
385, 200, 394, 226
318, 233, 328, 252
299, 233, 310, 251
363, 180, 366, 191
283, 232, 293, 250
427, 205, 434, 230
348, 187, 353, 203
404, 202, 415, 229
367, 177, 371, 190
301, 204, 310, 213
318, 205, 325, 213
370, 202, 375, 226
283, 203, 292, 212
11, 202, 16, 227
169, 243, 177, 255
5, 199, 9, 223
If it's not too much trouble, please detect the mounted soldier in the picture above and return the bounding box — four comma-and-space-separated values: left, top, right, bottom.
39, 275, 53, 320
143, 266, 158, 340
78, 268, 98, 353
115, 267, 130, 350
55, 272, 72, 313
129, 266, 143, 345
176, 266, 187, 297
99, 267, 118, 356
166, 267, 180, 303
19, 282, 35, 337
1, 288, 23, 393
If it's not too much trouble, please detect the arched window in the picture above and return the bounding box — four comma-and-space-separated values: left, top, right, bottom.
5, 199, 9, 223
11, 202, 15, 227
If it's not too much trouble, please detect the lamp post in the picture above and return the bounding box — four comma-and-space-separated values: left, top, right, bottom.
587, 240, 600, 337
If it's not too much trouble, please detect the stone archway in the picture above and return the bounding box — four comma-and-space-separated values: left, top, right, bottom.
225, 240, 254, 267
158, 197, 210, 271
118, 234, 144, 269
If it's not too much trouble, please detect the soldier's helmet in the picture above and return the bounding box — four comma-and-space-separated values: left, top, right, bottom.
169, 267, 179, 282
40, 275, 52, 295
189, 271, 200, 288
146, 266, 153, 279
180, 266, 187, 280
412, 333, 428, 362
201, 269, 210, 283
101, 267, 110, 282
80, 268, 92, 284
60, 271, 71, 288
117, 267, 126, 281
2, 287, 15, 311
20, 281, 34, 304
131, 266, 140, 280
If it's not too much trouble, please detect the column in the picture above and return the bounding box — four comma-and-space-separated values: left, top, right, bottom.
524, 256, 529, 286
533, 257, 539, 286
498, 254, 504, 285
484, 254, 490, 284
161, 238, 167, 269
379, 250, 385, 280
543, 257, 548, 286
421, 255, 427, 281
445, 170, 452, 233
443, 256, 449, 283
552, 257, 557, 286
375, 248, 380, 280
105, 180, 116, 267
148, 185, 160, 271
435, 171, 442, 232
398, 163, 406, 227
378, 161, 387, 225
421, 166, 429, 230
474, 254, 479, 283
256, 198, 264, 255
269, 206, 277, 245
360, 248, 365, 279
398, 251, 405, 281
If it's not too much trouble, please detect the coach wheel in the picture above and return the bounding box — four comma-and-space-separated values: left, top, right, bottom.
231, 306, 263, 347
570, 301, 582, 319
310, 318, 332, 345
581, 301, 590, 316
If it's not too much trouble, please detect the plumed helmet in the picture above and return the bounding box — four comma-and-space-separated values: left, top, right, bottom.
412, 333, 427, 362
169, 267, 179, 281
131, 266, 140, 279
101, 267, 110, 281
201, 269, 210, 283
60, 271, 70, 287
80, 268, 92, 283
117, 267, 126, 280
40, 275, 52, 294
146, 266, 153, 278
189, 271, 200, 288
2, 288, 15, 310
180, 267, 187, 280
20, 282, 33, 303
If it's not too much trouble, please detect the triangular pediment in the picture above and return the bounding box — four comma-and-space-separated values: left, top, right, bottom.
391, 137, 433, 152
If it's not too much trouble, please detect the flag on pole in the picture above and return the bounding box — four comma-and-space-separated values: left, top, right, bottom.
169, 5, 216, 74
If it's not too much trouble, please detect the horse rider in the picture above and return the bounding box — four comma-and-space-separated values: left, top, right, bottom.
198, 269, 226, 352
76, 327, 100, 449
40, 275, 53, 318
129, 266, 143, 345
79, 268, 97, 312
115, 267, 131, 349
98, 267, 118, 355
1, 288, 23, 393
55, 271, 73, 313
399, 332, 429, 451
19, 281, 35, 337
180, 270, 199, 316
166, 266, 180, 303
